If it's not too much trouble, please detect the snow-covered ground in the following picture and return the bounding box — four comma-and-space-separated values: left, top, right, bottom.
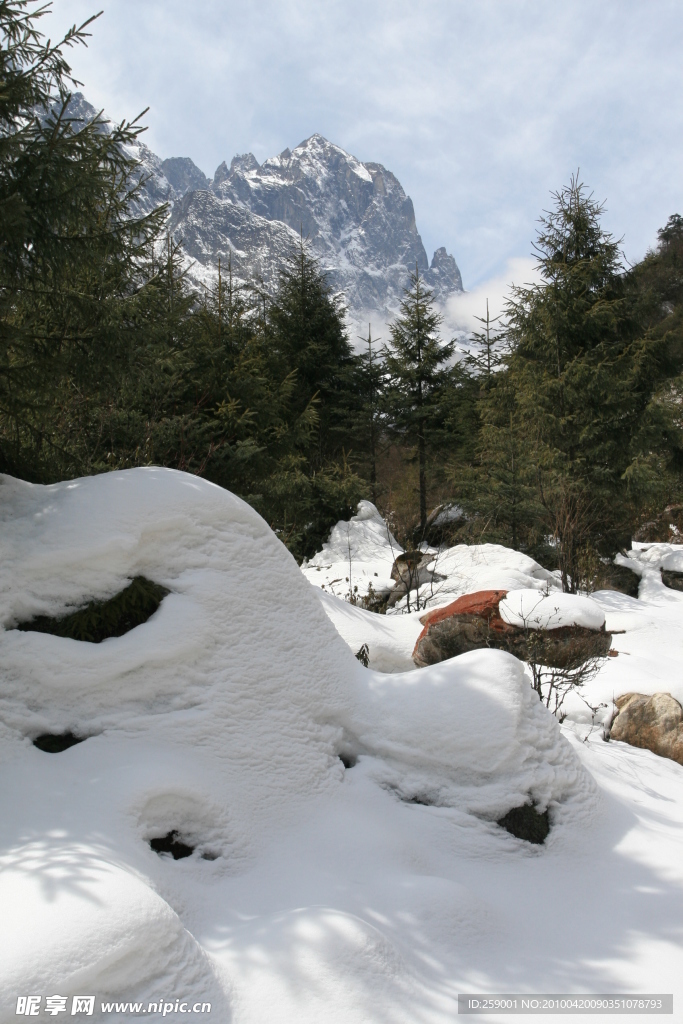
302, 500, 559, 613
1, 472, 682, 1023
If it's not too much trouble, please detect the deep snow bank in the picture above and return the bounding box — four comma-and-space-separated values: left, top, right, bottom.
0, 470, 593, 1022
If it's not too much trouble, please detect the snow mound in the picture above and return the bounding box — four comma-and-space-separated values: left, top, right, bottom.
389, 542, 559, 614
630, 542, 683, 572
302, 503, 559, 615
499, 590, 606, 631
317, 589, 423, 672
0, 470, 595, 1020
301, 499, 401, 601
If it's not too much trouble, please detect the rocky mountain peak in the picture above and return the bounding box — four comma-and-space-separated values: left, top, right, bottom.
230, 153, 260, 174
160, 157, 209, 196
63, 94, 463, 330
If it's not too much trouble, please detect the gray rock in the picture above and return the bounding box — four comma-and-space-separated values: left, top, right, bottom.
412, 591, 612, 669
609, 692, 683, 765
199, 134, 462, 319
160, 157, 210, 196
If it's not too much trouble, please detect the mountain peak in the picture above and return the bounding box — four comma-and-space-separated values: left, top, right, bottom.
230, 153, 260, 174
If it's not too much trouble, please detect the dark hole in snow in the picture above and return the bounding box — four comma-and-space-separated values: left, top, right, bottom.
149, 831, 194, 860
16, 576, 169, 643
338, 752, 357, 769
497, 803, 550, 844
33, 731, 85, 753
405, 795, 433, 806
201, 850, 219, 861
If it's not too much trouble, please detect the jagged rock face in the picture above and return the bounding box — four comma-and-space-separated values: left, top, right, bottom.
67, 94, 463, 324
169, 189, 300, 294
197, 134, 462, 317
161, 157, 210, 196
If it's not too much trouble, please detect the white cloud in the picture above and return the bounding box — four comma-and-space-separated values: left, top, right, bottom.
444, 257, 541, 336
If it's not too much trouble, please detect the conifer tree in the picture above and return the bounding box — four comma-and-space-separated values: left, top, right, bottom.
383, 267, 455, 532
473, 376, 541, 551
466, 298, 505, 389
503, 178, 683, 587
0, 1, 165, 480
268, 237, 354, 465
350, 324, 384, 504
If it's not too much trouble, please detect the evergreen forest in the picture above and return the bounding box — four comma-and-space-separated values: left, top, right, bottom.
2, 2, 683, 585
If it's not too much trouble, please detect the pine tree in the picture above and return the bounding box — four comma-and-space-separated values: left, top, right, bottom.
0, 1, 165, 480
350, 324, 384, 504
383, 267, 455, 532
466, 298, 505, 389
268, 236, 354, 465
473, 375, 541, 552
504, 178, 683, 588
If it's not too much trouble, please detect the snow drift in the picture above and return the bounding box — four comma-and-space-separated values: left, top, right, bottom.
0, 469, 594, 1021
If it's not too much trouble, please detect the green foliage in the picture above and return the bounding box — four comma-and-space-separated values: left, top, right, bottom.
16, 576, 169, 642
383, 267, 456, 530
490, 177, 683, 588
466, 373, 543, 553
346, 325, 385, 504
267, 238, 354, 465
3, 9, 682, 574
0, 1, 165, 481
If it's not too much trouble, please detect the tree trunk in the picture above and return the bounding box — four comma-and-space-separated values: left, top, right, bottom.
419, 416, 426, 532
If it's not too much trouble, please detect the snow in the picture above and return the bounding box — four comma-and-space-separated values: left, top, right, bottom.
302, 502, 559, 615
1, 470, 682, 1022
499, 590, 606, 631
301, 499, 401, 602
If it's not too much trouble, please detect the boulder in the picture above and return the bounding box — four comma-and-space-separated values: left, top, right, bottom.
592, 562, 640, 597
609, 692, 683, 766
386, 550, 444, 608
661, 569, 683, 592
413, 589, 611, 668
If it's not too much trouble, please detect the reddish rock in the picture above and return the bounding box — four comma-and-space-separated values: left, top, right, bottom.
413, 589, 611, 669
415, 590, 508, 650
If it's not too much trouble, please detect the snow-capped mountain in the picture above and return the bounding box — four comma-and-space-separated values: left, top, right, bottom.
69, 94, 463, 330
177, 135, 463, 318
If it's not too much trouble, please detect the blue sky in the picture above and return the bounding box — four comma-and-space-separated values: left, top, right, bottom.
50, 0, 682, 293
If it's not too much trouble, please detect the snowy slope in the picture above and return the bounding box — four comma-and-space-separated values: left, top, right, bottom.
301, 500, 560, 618
1, 471, 681, 1022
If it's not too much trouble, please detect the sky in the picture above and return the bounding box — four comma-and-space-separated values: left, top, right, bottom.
48, 0, 682, 303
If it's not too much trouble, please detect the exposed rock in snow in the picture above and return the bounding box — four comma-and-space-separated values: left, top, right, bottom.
303, 505, 561, 617
610, 692, 683, 765
413, 590, 611, 669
